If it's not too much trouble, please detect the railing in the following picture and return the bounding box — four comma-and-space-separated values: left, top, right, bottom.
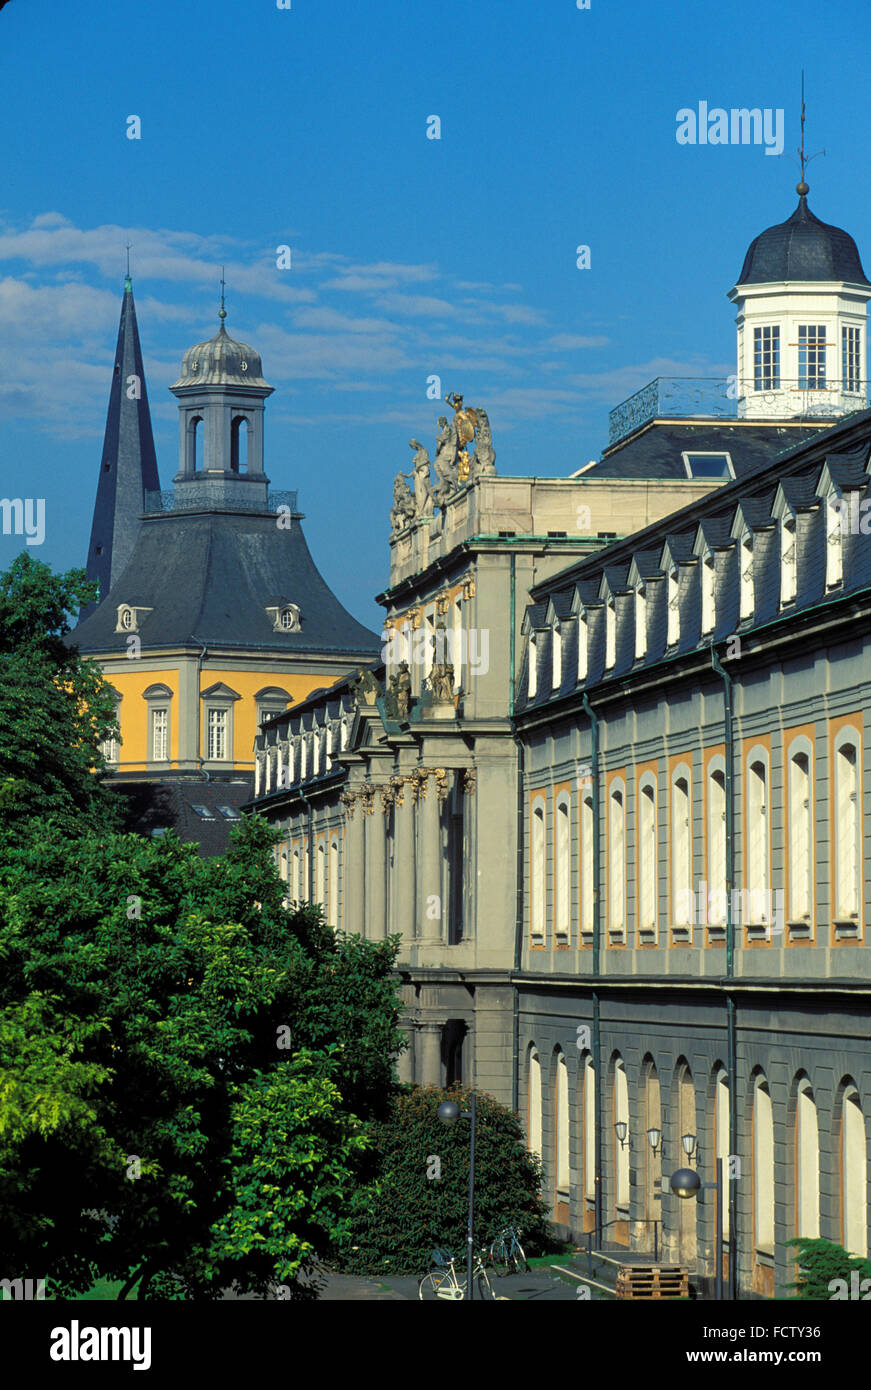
143, 488, 297, 514
608, 376, 871, 445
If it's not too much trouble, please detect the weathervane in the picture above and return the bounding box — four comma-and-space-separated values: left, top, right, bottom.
219, 265, 227, 322
791, 70, 824, 196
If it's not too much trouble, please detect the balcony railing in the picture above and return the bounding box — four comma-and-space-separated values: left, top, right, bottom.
143, 488, 298, 514
608, 376, 870, 446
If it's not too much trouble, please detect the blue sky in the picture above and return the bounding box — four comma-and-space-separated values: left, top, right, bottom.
1, 0, 869, 628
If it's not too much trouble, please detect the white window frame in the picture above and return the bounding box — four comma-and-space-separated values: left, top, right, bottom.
667, 566, 680, 646
531, 797, 546, 942
780, 514, 797, 606
745, 746, 771, 930
555, 793, 571, 942
608, 778, 626, 940
637, 773, 658, 942
552, 623, 562, 689
833, 727, 862, 930
671, 764, 693, 936
634, 585, 646, 661
787, 736, 814, 932
739, 530, 754, 622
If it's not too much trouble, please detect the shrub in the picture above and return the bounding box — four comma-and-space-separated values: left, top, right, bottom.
337, 1083, 548, 1277
785, 1237, 871, 1299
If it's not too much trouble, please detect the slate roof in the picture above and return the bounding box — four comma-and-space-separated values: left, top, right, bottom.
82, 280, 160, 619
736, 196, 871, 287
591, 421, 812, 480
71, 509, 380, 656
111, 778, 252, 857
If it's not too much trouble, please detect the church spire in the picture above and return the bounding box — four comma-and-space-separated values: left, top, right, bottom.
81, 275, 160, 617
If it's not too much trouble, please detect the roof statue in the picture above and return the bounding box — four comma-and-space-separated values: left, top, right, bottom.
392, 396, 497, 536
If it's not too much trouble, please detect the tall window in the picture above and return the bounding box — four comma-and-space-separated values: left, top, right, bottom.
701, 554, 715, 634
555, 796, 570, 942
556, 1053, 570, 1206
638, 777, 657, 939
581, 792, 594, 939
754, 325, 780, 389
842, 324, 861, 393
552, 624, 562, 689
740, 531, 754, 621
780, 515, 796, 605
614, 1058, 630, 1209
667, 566, 680, 646
583, 1055, 596, 1200
842, 1085, 868, 1256
528, 1049, 542, 1157
826, 492, 843, 588
707, 764, 727, 928
672, 771, 692, 930
608, 782, 626, 938
152, 708, 168, 762
577, 614, 588, 682
291, 844, 300, 901
531, 802, 546, 942
798, 324, 826, 389
788, 745, 813, 925
834, 734, 861, 922
796, 1078, 820, 1239
715, 1068, 730, 1240
634, 585, 647, 660
452, 596, 463, 692
207, 708, 228, 760
315, 841, 325, 905
754, 1075, 775, 1251
528, 634, 537, 699
746, 754, 770, 923
605, 599, 616, 669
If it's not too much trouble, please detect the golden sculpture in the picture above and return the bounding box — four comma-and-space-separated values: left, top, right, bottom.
445, 392, 479, 484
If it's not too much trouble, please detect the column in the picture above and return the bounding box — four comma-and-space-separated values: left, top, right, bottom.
418, 772, 443, 945
418, 1023, 442, 1086
396, 1028, 415, 1085
342, 793, 365, 936
392, 780, 416, 942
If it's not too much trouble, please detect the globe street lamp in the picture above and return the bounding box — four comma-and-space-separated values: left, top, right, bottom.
437, 1094, 477, 1300
669, 1159, 724, 1300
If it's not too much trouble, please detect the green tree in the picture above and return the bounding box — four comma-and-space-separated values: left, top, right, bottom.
0, 815, 404, 1299
0, 554, 119, 834
338, 1084, 548, 1277
785, 1237, 871, 1299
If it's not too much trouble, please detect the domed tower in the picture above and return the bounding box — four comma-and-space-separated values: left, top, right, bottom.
170, 292, 274, 508
728, 183, 871, 420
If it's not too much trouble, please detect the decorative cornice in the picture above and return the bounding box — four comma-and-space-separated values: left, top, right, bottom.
462, 768, 477, 796
434, 767, 449, 804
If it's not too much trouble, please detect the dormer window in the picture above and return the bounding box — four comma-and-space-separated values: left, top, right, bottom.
114, 604, 152, 634
701, 552, 715, 635
780, 515, 797, 605
552, 624, 562, 689
739, 531, 754, 621
826, 491, 843, 588
605, 599, 616, 670
528, 634, 538, 699
266, 603, 302, 633
577, 613, 588, 682
667, 567, 680, 646
634, 586, 646, 661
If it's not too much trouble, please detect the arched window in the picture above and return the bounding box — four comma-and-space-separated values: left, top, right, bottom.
841, 1083, 868, 1256
452, 595, 463, 692
608, 781, 626, 940
795, 1077, 820, 1239
577, 613, 588, 682
291, 844, 301, 901
833, 730, 861, 926
634, 585, 647, 661
552, 623, 562, 689
531, 799, 546, 943
528, 1048, 542, 1157
190, 414, 203, 473
581, 792, 594, 941
643, 1061, 662, 1243
638, 775, 657, 941
677, 1061, 698, 1264
714, 1067, 730, 1240
671, 768, 692, 932
707, 760, 727, 931
746, 750, 770, 928
555, 1052, 570, 1222
555, 795, 570, 942
754, 1074, 775, 1251
302, 843, 310, 904
230, 414, 249, 472
613, 1057, 630, 1210
314, 840, 325, 905
787, 740, 813, 929
329, 836, 339, 921
583, 1053, 596, 1204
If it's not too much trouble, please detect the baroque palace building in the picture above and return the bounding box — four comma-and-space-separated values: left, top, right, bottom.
250, 181, 871, 1296
71, 278, 379, 846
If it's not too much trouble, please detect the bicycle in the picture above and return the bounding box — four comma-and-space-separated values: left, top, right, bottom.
489, 1225, 529, 1276
418, 1247, 495, 1300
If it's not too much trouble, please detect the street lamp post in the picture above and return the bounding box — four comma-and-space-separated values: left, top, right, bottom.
437, 1092, 477, 1300
669, 1157, 724, 1301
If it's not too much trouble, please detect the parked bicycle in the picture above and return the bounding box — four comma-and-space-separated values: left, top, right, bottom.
489, 1225, 528, 1276
418, 1247, 495, 1300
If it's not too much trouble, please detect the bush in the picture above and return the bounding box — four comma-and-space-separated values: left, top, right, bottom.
337, 1083, 548, 1277
785, 1237, 871, 1299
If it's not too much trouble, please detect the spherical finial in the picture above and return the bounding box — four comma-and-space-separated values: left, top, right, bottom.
797, 180, 809, 197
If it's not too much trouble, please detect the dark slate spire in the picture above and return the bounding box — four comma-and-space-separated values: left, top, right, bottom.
81, 277, 160, 617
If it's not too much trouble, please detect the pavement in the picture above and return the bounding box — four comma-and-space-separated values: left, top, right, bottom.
311, 1256, 609, 1301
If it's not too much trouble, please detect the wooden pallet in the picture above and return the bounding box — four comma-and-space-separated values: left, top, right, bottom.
615, 1264, 689, 1300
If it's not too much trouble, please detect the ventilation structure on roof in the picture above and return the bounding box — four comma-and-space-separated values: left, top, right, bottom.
190, 803, 216, 820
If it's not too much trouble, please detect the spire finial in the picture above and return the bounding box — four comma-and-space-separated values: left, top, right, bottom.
219, 265, 227, 323
794, 70, 824, 197
124, 242, 133, 292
